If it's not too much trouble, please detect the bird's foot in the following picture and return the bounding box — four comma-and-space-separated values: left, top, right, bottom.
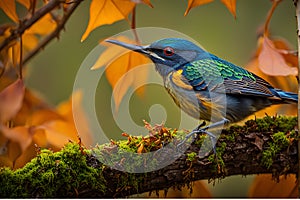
176, 118, 229, 155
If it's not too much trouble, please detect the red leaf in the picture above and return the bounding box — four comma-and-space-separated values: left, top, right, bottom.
258, 37, 297, 76
0, 79, 25, 122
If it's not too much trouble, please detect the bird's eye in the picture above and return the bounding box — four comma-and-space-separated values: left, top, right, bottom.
163, 47, 175, 56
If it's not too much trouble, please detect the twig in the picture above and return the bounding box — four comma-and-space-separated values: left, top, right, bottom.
0, 0, 63, 52
264, 0, 282, 35
22, 0, 83, 65
19, 34, 23, 79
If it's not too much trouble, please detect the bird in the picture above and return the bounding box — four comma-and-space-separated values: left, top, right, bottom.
105, 38, 298, 154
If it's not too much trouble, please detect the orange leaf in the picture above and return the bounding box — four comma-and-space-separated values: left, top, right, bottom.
184, 0, 213, 16
81, 0, 136, 41
248, 174, 297, 197
25, 13, 56, 36
0, 0, 19, 23
258, 37, 297, 76
93, 37, 150, 111
22, 14, 56, 50
40, 120, 78, 149
0, 79, 25, 122
137, 143, 144, 154
56, 90, 93, 146
220, 0, 236, 18
108, 51, 149, 111
0, 125, 32, 152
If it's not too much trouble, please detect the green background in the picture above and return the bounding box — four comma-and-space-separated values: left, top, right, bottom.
1, 0, 297, 197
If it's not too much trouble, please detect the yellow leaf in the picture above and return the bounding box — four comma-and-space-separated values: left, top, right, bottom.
0, 125, 32, 153
40, 120, 78, 149
91, 36, 130, 70
0, 79, 25, 122
107, 51, 150, 111
258, 36, 298, 76
93, 36, 150, 111
81, 0, 136, 41
56, 90, 93, 146
220, 0, 236, 18
25, 13, 56, 35
184, 0, 214, 16
0, 0, 19, 23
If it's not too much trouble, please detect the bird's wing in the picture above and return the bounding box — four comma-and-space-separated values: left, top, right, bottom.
180, 57, 279, 98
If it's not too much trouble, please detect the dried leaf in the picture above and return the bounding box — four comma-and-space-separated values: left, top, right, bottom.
137, 143, 144, 154
220, 0, 236, 18
0, 0, 19, 23
39, 120, 78, 149
81, 0, 136, 41
0, 79, 25, 122
22, 14, 56, 50
258, 37, 297, 76
0, 125, 32, 152
248, 174, 297, 197
25, 14, 56, 36
56, 90, 93, 146
184, 0, 213, 16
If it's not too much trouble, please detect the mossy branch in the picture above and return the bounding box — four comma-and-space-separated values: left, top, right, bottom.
0, 116, 298, 198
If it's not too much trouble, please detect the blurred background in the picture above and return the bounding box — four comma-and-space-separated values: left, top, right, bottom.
1, 0, 297, 197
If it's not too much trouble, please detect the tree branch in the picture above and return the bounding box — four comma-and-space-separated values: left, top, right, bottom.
0, 116, 298, 198
0, 0, 62, 52
22, 0, 83, 65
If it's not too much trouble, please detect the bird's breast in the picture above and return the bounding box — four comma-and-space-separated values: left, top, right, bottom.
163, 70, 223, 121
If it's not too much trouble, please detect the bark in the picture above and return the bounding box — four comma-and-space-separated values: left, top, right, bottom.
0, 116, 298, 198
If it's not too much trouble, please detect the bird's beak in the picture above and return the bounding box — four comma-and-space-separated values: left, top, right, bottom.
105, 39, 149, 54
105, 39, 165, 61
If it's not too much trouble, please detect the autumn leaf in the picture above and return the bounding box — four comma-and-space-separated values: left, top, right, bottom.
248, 174, 297, 197
81, 0, 136, 41
244, 36, 298, 120
258, 36, 297, 76
22, 13, 56, 50
220, 0, 236, 18
0, 79, 25, 122
184, 0, 213, 16
92, 36, 150, 111
0, 125, 32, 153
56, 90, 93, 146
0, 0, 19, 23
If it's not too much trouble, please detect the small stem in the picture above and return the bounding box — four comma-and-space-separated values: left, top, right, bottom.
264, 0, 282, 35
0, 0, 62, 52
130, 7, 140, 44
19, 34, 23, 79
22, 0, 83, 65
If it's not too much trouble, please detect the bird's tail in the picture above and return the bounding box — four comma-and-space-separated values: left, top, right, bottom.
275, 89, 298, 103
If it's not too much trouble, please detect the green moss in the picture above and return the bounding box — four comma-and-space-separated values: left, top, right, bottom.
186, 152, 197, 162
0, 142, 106, 198
245, 115, 297, 134
261, 132, 291, 169
208, 142, 226, 172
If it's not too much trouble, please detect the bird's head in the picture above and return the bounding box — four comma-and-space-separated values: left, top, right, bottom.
105, 38, 208, 77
